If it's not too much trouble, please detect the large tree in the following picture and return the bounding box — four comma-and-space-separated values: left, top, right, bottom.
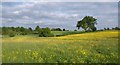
76, 16, 97, 31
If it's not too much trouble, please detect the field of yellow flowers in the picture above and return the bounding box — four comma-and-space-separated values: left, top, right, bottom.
2, 30, 119, 63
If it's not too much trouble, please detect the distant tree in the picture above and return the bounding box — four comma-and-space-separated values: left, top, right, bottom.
11, 27, 15, 31
76, 16, 97, 32
20, 27, 25, 32
112, 28, 115, 30
9, 33, 15, 37
20, 27, 28, 35
104, 28, 107, 30
115, 27, 119, 30
107, 28, 110, 30
74, 29, 77, 31
28, 27, 32, 31
42, 27, 51, 37
35, 26, 40, 32
43, 27, 51, 33
39, 27, 54, 37
2, 27, 7, 35
51, 28, 62, 31
63, 29, 65, 31
9, 30, 16, 37
14, 27, 20, 32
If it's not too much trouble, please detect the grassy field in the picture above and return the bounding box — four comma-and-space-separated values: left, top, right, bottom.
51, 31, 84, 36
2, 30, 119, 63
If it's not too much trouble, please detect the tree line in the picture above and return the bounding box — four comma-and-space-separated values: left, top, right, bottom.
1, 26, 70, 37
1, 26, 119, 37
1, 26, 54, 37
1, 16, 120, 37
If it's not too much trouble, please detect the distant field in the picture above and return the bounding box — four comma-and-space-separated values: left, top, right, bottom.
51, 31, 84, 36
2, 30, 119, 63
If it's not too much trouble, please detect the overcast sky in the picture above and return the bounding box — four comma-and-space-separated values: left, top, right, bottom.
1, 2, 118, 30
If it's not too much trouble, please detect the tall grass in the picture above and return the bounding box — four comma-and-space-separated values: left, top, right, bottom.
2, 30, 119, 63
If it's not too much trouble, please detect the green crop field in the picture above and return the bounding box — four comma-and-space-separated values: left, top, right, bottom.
1, 30, 119, 63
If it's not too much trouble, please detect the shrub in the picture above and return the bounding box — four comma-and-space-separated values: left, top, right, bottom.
38, 27, 54, 37
38, 33, 43, 37
51, 28, 62, 31
63, 29, 65, 31
74, 29, 77, 31
9, 33, 15, 37
21, 32, 27, 35
38, 33, 54, 37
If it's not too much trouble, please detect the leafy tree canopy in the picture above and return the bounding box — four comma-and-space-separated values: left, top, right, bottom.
76, 16, 97, 32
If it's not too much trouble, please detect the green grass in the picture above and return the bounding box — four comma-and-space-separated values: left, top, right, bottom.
51, 31, 84, 36
2, 30, 119, 63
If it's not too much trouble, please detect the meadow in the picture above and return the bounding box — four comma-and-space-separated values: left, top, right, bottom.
2, 30, 119, 63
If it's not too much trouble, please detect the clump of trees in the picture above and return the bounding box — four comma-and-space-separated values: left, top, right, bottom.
112, 27, 120, 30
2, 27, 32, 36
103, 27, 120, 30
76, 16, 97, 32
34, 26, 54, 37
51, 28, 62, 31
1, 26, 54, 37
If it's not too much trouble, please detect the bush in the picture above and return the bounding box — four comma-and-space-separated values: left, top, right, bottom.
9, 33, 15, 37
21, 32, 27, 35
51, 28, 62, 31
38, 33, 54, 37
38, 27, 54, 37
63, 29, 65, 31
38, 33, 43, 37
74, 30, 77, 31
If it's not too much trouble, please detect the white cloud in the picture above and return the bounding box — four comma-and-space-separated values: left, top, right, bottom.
17, 3, 35, 8
2, 2, 118, 30
34, 21, 44, 24
22, 16, 29, 19
13, 11, 21, 14
71, 14, 79, 18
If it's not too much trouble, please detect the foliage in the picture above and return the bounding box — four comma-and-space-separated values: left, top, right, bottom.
74, 29, 77, 31
35, 26, 40, 32
28, 27, 33, 31
1, 26, 54, 37
51, 28, 62, 31
63, 29, 65, 31
112, 27, 120, 30
9, 33, 15, 37
76, 16, 97, 32
38, 27, 54, 37
9, 31, 15, 37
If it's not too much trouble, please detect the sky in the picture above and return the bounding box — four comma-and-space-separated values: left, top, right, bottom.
1, 2, 118, 30
2, 0, 119, 2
